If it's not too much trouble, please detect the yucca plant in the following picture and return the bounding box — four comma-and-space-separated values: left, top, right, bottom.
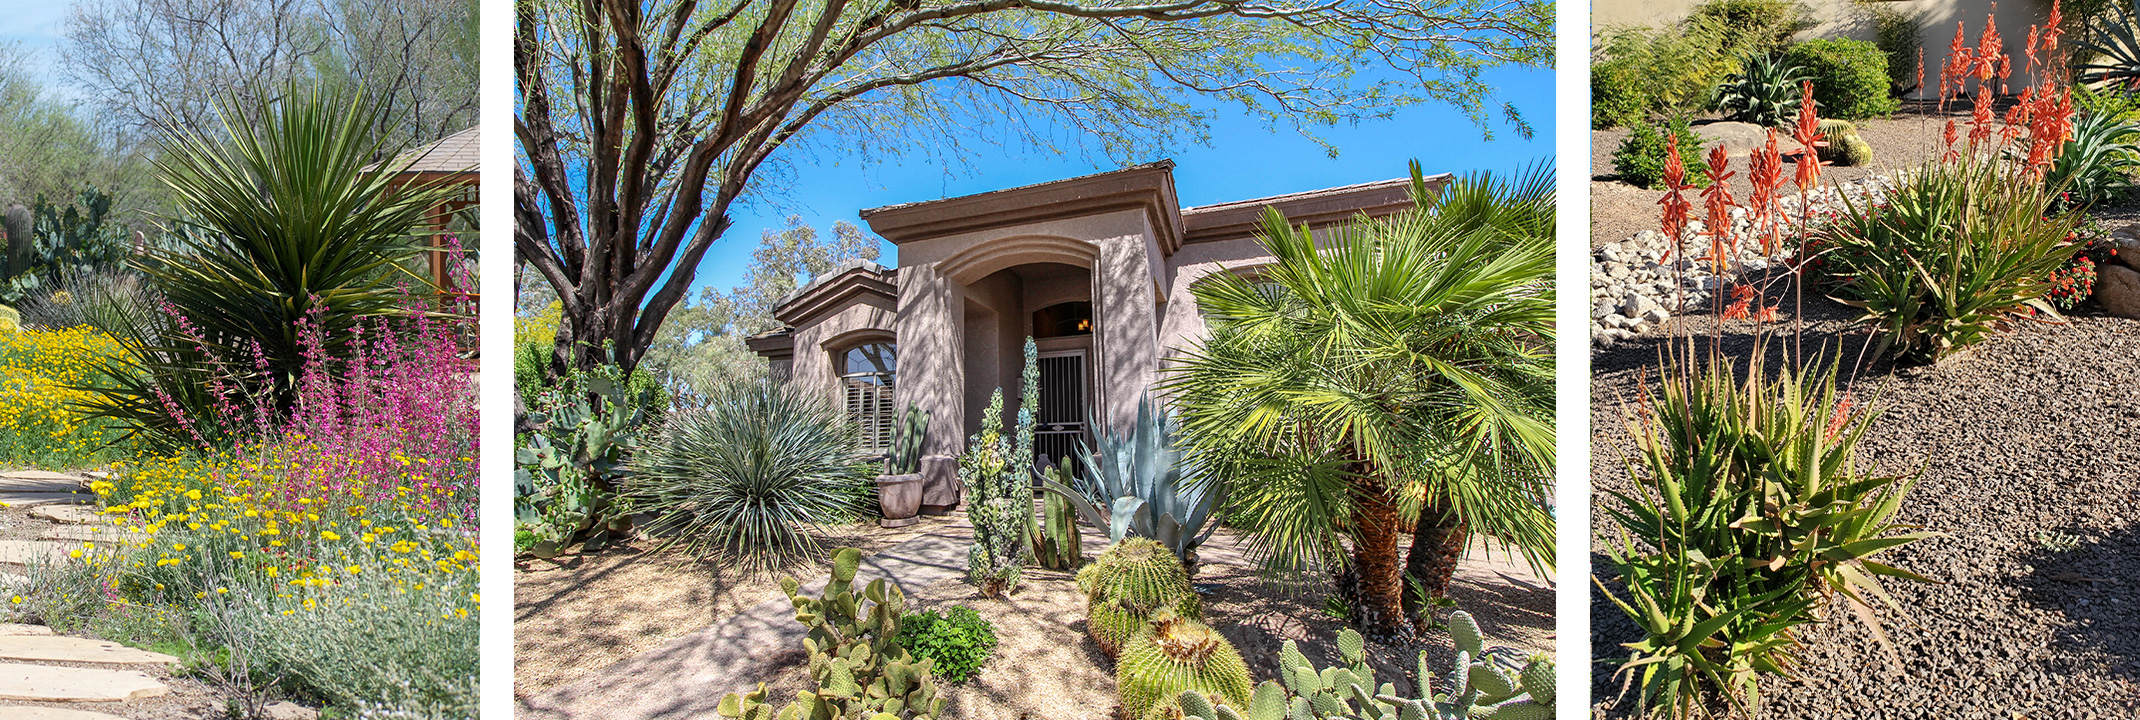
81, 85, 465, 448
1164, 161, 1554, 639
1039, 397, 1218, 569
629, 378, 875, 575
2074, 0, 2140, 87
1817, 154, 2081, 363
1598, 347, 1935, 718
1715, 53, 1809, 127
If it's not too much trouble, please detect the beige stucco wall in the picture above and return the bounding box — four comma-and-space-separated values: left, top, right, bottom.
1593, 0, 2054, 98
787, 300, 897, 404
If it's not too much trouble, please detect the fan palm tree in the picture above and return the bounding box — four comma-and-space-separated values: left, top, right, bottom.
1162, 161, 1555, 639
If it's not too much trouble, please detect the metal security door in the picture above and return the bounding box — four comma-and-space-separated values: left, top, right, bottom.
1032, 350, 1088, 473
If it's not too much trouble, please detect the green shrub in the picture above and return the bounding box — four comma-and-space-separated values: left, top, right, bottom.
1688, 0, 1811, 51
1599, 351, 1932, 717
1782, 39, 1900, 119
895, 605, 998, 684
1816, 155, 2080, 362
628, 377, 874, 573
1863, 3, 1926, 94
1611, 117, 1714, 189
1592, 24, 1736, 119
1591, 58, 1651, 129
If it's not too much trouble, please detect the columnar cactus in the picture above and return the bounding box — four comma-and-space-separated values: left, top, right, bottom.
1168, 612, 1554, 720
962, 391, 1029, 596
1117, 612, 1253, 720
1076, 537, 1201, 657
2, 204, 29, 279
886, 404, 928, 475
1033, 463, 1082, 570
716, 548, 945, 720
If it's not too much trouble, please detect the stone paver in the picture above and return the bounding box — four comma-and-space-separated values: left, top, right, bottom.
0, 494, 88, 509
0, 662, 166, 702
0, 707, 131, 720
0, 637, 177, 665
520, 526, 975, 720
29, 506, 112, 526
0, 542, 68, 567
0, 473, 85, 494
0, 625, 53, 637
38, 527, 137, 544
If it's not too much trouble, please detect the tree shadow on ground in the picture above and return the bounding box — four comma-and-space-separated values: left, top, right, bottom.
2013, 522, 2140, 683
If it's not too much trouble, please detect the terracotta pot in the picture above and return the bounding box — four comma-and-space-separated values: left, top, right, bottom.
877, 473, 924, 527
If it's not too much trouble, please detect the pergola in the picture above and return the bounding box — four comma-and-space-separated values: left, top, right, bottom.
370, 125, 478, 295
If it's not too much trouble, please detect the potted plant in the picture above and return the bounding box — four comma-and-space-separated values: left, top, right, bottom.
877, 404, 928, 527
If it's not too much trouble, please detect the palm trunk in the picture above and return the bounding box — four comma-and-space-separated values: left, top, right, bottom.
1403, 495, 1469, 618
1347, 472, 1409, 640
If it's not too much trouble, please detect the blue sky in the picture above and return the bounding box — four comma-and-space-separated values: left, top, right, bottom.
700, 63, 1555, 297
0, 2, 70, 87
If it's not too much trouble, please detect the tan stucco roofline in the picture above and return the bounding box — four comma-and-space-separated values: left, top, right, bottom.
1180, 174, 1444, 245
859, 160, 1185, 256
770, 260, 898, 327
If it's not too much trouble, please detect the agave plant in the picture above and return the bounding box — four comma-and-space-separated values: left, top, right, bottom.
1715, 53, 1809, 127
1038, 397, 1218, 568
2074, 1, 2140, 88
2044, 109, 2140, 210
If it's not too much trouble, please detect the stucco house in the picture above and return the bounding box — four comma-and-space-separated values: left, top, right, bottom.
746, 160, 1443, 511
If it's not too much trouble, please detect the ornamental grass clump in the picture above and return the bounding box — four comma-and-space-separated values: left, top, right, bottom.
628, 378, 874, 575
1597, 347, 1935, 718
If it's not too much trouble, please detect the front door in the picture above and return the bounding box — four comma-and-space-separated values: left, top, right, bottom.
1032, 349, 1089, 474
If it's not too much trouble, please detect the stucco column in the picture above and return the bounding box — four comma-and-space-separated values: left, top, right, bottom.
1093, 233, 1160, 434
895, 263, 964, 508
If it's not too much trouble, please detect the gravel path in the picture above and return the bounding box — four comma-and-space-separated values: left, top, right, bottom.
1588, 296, 2140, 718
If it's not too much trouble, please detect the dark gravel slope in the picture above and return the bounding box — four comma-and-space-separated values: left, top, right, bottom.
1589, 295, 2140, 718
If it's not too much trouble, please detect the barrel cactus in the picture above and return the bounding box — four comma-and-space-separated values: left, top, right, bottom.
1117, 612, 1252, 720
1816, 119, 1873, 167
1077, 537, 1200, 657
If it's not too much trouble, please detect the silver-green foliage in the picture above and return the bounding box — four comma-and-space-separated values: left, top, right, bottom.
630, 378, 874, 574
1041, 397, 1216, 566
518, 371, 643, 556
1172, 613, 1553, 720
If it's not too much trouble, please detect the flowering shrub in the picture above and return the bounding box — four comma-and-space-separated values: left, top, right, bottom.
2045, 254, 2098, 311
24, 309, 478, 716
0, 327, 135, 468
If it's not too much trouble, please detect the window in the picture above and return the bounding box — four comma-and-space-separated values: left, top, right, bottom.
838, 342, 897, 453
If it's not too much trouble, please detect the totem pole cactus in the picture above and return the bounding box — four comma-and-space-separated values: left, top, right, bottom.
2, 204, 29, 280
887, 404, 929, 475
961, 392, 1029, 596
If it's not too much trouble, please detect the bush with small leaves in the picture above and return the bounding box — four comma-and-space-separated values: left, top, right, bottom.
894, 606, 997, 684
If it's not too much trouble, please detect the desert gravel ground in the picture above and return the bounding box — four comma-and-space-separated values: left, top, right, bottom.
1588, 293, 2140, 718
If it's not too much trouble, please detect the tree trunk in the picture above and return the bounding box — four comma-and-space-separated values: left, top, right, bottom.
1403, 495, 1469, 619
1347, 473, 1409, 640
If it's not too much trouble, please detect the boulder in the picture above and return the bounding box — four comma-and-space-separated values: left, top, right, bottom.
2094, 264, 2140, 319
1692, 121, 1811, 159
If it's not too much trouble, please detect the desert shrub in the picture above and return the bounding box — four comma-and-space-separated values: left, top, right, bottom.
1863, 3, 1926, 94
1688, 0, 1810, 50
1782, 39, 1901, 119
1612, 117, 1715, 189
1816, 155, 2080, 362
2045, 254, 2100, 311
1592, 24, 1736, 120
1599, 351, 1932, 718
895, 605, 998, 683
1717, 53, 1810, 126
2045, 108, 2140, 209
628, 377, 873, 573
1592, 59, 1652, 129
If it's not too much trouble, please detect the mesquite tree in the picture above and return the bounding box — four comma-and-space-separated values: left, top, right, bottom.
514, 0, 1550, 375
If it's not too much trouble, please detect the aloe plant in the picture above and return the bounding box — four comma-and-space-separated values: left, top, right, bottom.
1038, 397, 1218, 568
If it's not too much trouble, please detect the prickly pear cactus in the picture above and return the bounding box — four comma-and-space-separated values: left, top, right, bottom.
1172, 612, 1554, 720
1077, 537, 1200, 657
715, 548, 945, 720
1117, 612, 1253, 720
1033, 463, 1082, 570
